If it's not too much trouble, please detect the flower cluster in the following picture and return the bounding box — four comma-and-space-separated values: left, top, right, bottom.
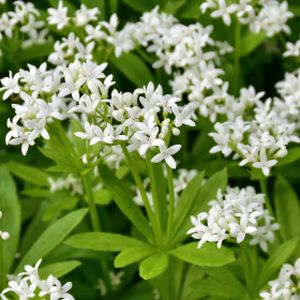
187, 186, 279, 251
200, 0, 293, 36
209, 85, 300, 176
0, 259, 74, 300
0, 210, 9, 240
95, 8, 232, 123
260, 258, 300, 299
48, 1, 99, 30
134, 168, 197, 206
0, 1, 50, 49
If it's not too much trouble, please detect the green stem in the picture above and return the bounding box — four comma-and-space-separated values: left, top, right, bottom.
83, 172, 101, 231
121, 145, 159, 242
259, 177, 274, 216
162, 269, 170, 300
234, 20, 241, 96
146, 151, 162, 240
166, 165, 175, 242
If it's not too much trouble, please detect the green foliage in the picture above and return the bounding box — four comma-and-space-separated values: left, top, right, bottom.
15, 208, 87, 272
0, 166, 21, 283
39, 260, 82, 279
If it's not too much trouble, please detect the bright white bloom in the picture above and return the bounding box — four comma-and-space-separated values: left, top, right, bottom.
260, 258, 300, 299
151, 144, 181, 169
0, 259, 74, 300
47, 0, 69, 30
75, 4, 99, 26
284, 40, 300, 57
200, 0, 293, 37
187, 186, 279, 251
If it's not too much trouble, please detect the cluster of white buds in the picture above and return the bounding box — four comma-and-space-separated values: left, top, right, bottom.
47, 1, 99, 30
0, 259, 74, 300
209, 85, 300, 176
260, 258, 300, 299
187, 186, 279, 251
90, 7, 233, 123
134, 168, 197, 206
0, 1, 50, 49
200, 0, 292, 37
48, 174, 83, 196
0, 210, 9, 240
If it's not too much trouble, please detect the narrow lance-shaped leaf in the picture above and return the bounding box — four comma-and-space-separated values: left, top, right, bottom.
65, 232, 148, 252
110, 53, 155, 86
99, 164, 153, 241
255, 237, 299, 289
171, 171, 205, 240
169, 242, 235, 267
15, 208, 88, 272
274, 176, 300, 241
173, 168, 227, 244
0, 166, 21, 279
39, 260, 82, 279
114, 245, 158, 268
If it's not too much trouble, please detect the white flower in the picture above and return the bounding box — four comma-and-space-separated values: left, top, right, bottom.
210, 0, 238, 26
151, 143, 181, 169
75, 4, 99, 27
252, 149, 277, 177
48, 0, 69, 30
0, 71, 21, 100
188, 186, 278, 251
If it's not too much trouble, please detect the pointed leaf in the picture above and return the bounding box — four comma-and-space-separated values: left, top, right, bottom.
99, 164, 153, 240
39, 260, 81, 279
139, 252, 169, 280
6, 162, 49, 187
274, 176, 300, 241
15, 208, 87, 272
256, 237, 299, 288
65, 232, 147, 252
0, 166, 21, 278
172, 171, 205, 239
114, 245, 157, 268
169, 242, 235, 267
110, 53, 155, 86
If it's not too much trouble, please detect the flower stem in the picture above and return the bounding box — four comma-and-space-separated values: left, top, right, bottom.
259, 176, 274, 216
121, 145, 159, 242
83, 172, 101, 232
166, 165, 175, 242
234, 20, 241, 96
162, 268, 170, 300
146, 151, 162, 240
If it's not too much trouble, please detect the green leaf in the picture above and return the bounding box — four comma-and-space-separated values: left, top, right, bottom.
114, 245, 157, 268
0, 166, 21, 278
171, 171, 205, 239
173, 168, 227, 244
190, 277, 245, 299
18, 42, 54, 62
110, 53, 155, 87
196, 267, 246, 298
65, 232, 147, 252
139, 252, 169, 280
39, 260, 81, 279
274, 176, 300, 241
255, 237, 299, 289
177, 0, 202, 19
99, 164, 153, 240
277, 147, 300, 166
289, 5, 300, 16
93, 189, 112, 205
240, 30, 265, 57
121, 0, 156, 12
6, 162, 49, 187
169, 242, 235, 267
15, 208, 87, 272
162, 0, 187, 13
